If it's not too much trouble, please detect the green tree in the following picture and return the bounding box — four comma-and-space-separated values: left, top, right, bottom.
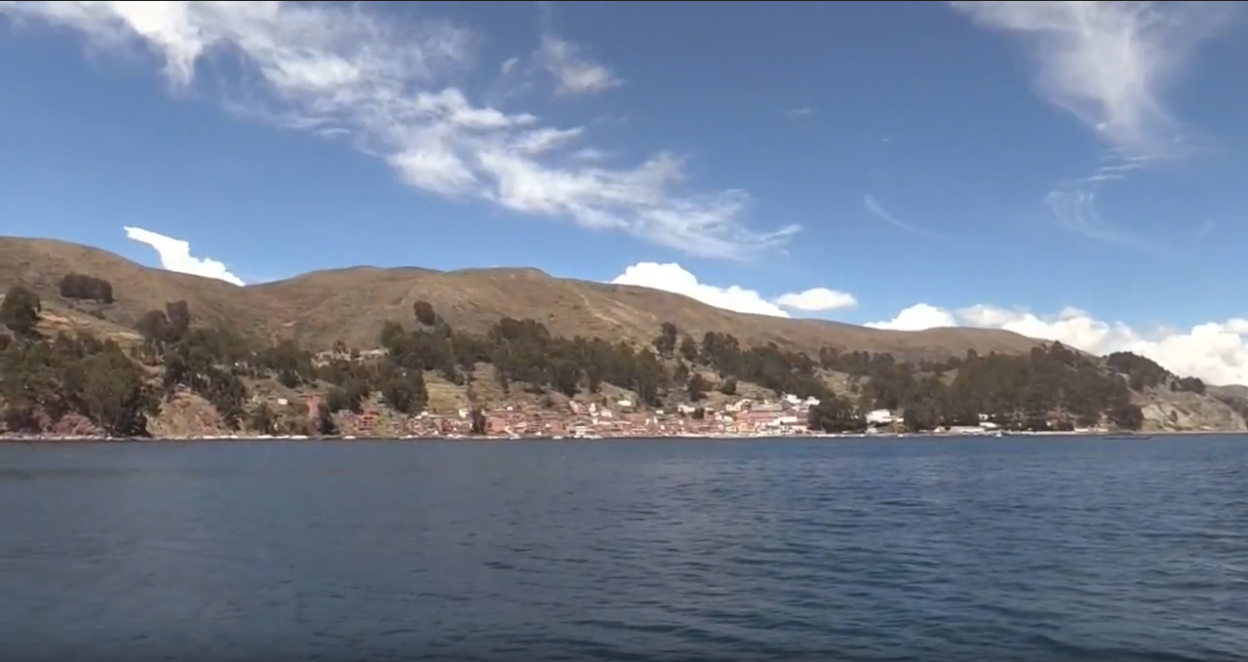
413, 300, 438, 327
809, 396, 865, 433
58, 273, 114, 303
314, 405, 337, 436
1, 285, 41, 337
687, 373, 709, 402
679, 335, 699, 363
203, 372, 246, 430
551, 360, 580, 397
653, 321, 678, 359
94, 279, 114, 304
672, 361, 690, 386
165, 300, 191, 341
135, 309, 171, 344
77, 348, 156, 437
379, 370, 428, 415
325, 385, 362, 414
249, 402, 278, 435
1107, 401, 1144, 430
470, 407, 487, 434
902, 401, 939, 432
1172, 376, 1206, 395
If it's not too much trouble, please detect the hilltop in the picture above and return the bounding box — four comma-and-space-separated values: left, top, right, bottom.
0, 236, 1042, 360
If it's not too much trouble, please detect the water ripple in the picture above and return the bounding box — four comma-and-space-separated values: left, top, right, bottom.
0, 437, 1245, 661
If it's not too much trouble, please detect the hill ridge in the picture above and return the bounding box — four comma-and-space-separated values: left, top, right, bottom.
0, 235, 1042, 358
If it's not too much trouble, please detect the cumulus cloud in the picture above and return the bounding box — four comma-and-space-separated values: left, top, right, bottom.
948, 1, 1236, 249
774, 288, 858, 313
611, 262, 856, 318
124, 226, 244, 286
869, 302, 1248, 386
0, 2, 796, 259
866, 304, 958, 331
609, 259, 1248, 384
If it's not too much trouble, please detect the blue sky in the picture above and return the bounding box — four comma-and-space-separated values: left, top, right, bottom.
3, 1, 1248, 384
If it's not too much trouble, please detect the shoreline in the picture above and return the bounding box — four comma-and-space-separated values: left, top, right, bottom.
0, 430, 1239, 443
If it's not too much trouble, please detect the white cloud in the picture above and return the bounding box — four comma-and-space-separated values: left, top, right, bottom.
947, 1, 1233, 159
1041, 185, 1161, 253
608, 260, 1248, 385
784, 107, 814, 120
866, 304, 958, 331
123, 226, 244, 286
863, 194, 943, 240
0, 2, 796, 259
774, 288, 857, 312
536, 35, 622, 96
869, 303, 1248, 386
611, 262, 856, 318
948, 1, 1236, 249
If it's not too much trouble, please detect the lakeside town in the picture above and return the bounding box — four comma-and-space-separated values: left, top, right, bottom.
125, 390, 1114, 442
329, 393, 1114, 440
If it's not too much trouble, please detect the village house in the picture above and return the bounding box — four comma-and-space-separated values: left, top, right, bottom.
866, 409, 896, 426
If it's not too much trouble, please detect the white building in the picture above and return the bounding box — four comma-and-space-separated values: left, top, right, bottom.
866, 409, 896, 426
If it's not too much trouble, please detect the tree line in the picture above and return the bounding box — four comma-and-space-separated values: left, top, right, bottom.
0, 278, 1201, 437
807, 344, 1147, 433
58, 273, 114, 304
1, 285, 154, 436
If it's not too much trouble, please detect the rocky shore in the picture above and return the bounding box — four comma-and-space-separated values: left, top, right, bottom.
3, 429, 1236, 443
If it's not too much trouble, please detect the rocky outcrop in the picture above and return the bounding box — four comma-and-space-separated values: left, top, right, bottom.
0, 399, 105, 437
48, 412, 104, 437
147, 390, 227, 438
1134, 389, 1247, 432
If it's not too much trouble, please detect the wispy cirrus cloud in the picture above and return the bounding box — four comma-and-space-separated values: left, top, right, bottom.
948, 1, 1237, 250
535, 35, 623, 96
530, 2, 622, 96
863, 194, 944, 241
949, 1, 1233, 159
0, 1, 796, 260
1041, 187, 1165, 255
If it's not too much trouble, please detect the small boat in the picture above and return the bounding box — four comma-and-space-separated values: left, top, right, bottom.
1102, 432, 1152, 440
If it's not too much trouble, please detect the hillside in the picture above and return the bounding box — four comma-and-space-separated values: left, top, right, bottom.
2, 236, 1245, 438
0, 236, 1043, 359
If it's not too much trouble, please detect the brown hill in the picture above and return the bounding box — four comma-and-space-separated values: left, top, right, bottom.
0, 236, 1045, 359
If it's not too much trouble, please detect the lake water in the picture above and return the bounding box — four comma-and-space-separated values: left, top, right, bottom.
0, 437, 1244, 662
